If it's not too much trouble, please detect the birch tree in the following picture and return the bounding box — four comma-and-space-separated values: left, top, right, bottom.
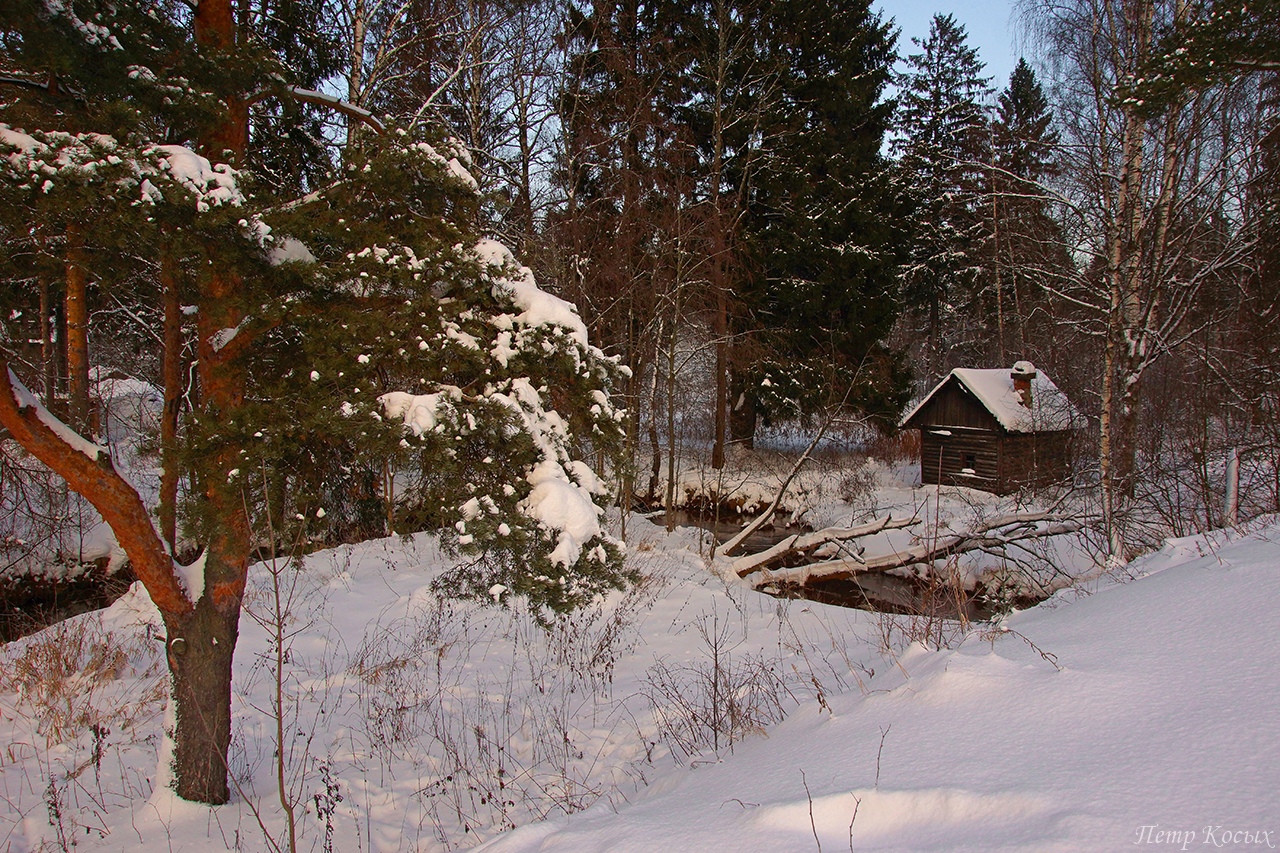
1033, 0, 1255, 556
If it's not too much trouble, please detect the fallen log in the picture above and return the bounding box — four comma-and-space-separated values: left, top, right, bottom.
742, 513, 1091, 589
732, 515, 921, 577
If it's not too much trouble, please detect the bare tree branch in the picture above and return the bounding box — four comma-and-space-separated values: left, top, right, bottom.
743, 512, 1092, 589
0, 360, 193, 617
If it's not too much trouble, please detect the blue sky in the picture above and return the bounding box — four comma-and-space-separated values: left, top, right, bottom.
874, 0, 1024, 92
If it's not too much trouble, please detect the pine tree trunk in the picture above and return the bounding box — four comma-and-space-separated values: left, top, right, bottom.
195, 0, 248, 160
172, 0, 251, 804
176, 256, 250, 803
164, 588, 240, 804
0, 0, 262, 812
64, 224, 91, 434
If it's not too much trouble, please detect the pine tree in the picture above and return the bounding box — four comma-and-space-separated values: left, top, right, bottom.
1127, 0, 1280, 111
1, 0, 628, 804
894, 13, 993, 379
248, 130, 632, 613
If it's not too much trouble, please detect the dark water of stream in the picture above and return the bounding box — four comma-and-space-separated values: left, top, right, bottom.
0, 569, 135, 643
766, 574, 1002, 623
654, 509, 811, 553
656, 510, 1008, 622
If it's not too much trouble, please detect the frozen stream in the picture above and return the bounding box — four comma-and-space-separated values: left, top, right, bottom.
657, 509, 1015, 622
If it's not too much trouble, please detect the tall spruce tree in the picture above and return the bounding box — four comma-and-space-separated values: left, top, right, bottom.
732, 0, 911, 439
894, 13, 992, 379
986, 58, 1071, 362
993, 60, 1058, 184
1, 0, 628, 804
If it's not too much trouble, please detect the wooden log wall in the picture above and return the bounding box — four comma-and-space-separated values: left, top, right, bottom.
920, 427, 1001, 489
1000, 432, 1073, 489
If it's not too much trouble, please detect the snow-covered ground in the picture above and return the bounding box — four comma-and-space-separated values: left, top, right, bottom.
484, 521, 1280, 852
3, 494, 1278, 851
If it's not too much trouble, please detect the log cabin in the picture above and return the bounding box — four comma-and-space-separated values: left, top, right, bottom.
900, 362, 1082, 495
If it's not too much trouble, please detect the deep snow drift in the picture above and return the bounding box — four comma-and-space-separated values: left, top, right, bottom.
2, 507, 1278, 852
484, 523, 1280, 853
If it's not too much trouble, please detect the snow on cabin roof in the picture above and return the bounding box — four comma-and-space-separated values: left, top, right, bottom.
900, 364, 1082, 433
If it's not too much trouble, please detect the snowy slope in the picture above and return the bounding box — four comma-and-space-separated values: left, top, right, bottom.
480, 524, 1280, 853
1, 517, 881, 852
3, 515, 1278, 852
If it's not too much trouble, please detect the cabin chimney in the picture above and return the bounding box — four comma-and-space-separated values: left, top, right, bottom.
1011, 361, 1037, 408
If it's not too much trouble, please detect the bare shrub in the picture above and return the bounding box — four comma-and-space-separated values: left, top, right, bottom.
1, 617, 165, 746
864, 558, 977, 654
0, 612, 165, 849
865, 430, 920, 465
643, 609, 793, 761
837, 463, 877, 508
336, 563, 665, 848
871, 609, 971, 655
347, 595, 461, 758
546, 569, 664, 696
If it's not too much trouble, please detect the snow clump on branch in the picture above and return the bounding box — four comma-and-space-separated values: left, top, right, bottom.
0, 124, 244, 212
380, 239, 621, 565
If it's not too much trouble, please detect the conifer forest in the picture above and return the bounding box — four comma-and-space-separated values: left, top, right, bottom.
1, 0, 1278, 849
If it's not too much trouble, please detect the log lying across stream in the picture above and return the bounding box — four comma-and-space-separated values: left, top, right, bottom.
731, 515, 922, 577
736, 511, 1089, 590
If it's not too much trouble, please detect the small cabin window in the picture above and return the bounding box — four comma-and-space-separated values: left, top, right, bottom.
964, 453, 976, 468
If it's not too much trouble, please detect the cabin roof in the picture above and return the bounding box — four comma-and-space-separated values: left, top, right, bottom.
900, 366, 1083, 434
